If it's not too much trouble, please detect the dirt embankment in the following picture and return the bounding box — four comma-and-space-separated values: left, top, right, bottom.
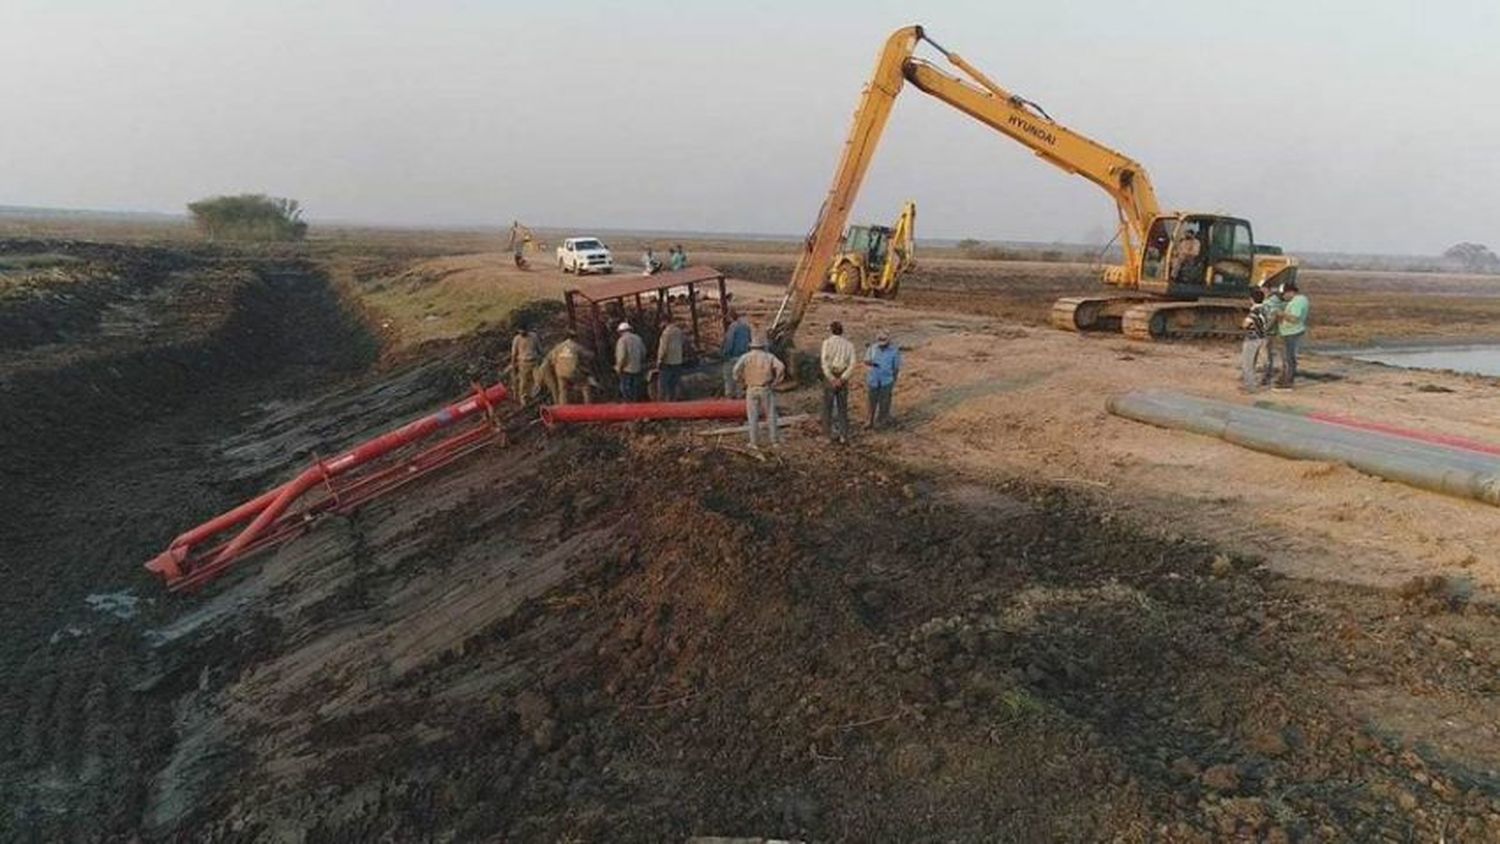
140, 429, 1500, 842
0, 243, 380, 490
0, 240, 387, 842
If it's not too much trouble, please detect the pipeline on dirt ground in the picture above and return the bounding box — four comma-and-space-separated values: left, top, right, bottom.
540, 398, 746, 427
1108, 390, 1500, 506
146, 381, 509, 592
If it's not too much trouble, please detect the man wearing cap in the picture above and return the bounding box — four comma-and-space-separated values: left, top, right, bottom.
509, 326, 542, 406
1275, 280, 1310, 389
614, 322, 648, 401
732, 333, 786, 448
655, 316, 686, 401
720, 310, 753, 398
820, 321, 856, 444
864, 330, 902, 430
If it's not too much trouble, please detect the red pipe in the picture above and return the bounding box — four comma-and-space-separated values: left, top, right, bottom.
540, 399, 745, 427
146, 381, 508, 583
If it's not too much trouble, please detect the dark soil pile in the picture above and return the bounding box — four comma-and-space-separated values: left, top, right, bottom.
184, 432, 1500, 842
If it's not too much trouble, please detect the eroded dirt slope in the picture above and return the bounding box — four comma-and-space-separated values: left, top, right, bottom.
0, 241, 384, 841
156, 432, 1500, 842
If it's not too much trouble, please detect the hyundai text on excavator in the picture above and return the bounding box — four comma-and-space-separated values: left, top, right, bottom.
828, 200, 916, 298
769, 25, 1297, 346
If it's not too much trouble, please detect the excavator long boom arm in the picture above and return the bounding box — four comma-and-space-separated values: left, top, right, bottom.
770, 25, 1161, 343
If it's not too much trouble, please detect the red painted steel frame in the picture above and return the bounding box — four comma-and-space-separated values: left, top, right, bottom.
146, 382, 509, 591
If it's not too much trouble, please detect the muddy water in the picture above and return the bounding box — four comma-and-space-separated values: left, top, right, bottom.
1348, 344, 1500, 376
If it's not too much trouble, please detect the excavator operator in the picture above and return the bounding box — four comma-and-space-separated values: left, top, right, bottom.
1171, 224, 1203, 284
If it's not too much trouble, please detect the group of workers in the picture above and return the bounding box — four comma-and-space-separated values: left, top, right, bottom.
1240, 278, 1310, 391
611, 318, 689, 402
509, 326, 597, 405
718, 310, 902, 448
507, 308, 904, 449
642, 245, 688, 276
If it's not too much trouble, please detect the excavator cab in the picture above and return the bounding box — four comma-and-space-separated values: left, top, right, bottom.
849, 225, 892, 270
830, 225, 894, 296
1140, 214, 1255, 299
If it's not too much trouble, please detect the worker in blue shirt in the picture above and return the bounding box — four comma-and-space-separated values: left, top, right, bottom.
720, 311, 753, 398
863, 330, 902, 429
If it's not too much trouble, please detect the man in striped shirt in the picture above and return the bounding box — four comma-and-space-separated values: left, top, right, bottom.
1240, 289, 1270, 392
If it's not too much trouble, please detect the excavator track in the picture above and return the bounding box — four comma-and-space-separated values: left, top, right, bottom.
1050, 296, 1157, 333
1120, 300, 1248, 341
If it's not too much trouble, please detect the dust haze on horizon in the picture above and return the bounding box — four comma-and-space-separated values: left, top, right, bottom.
3, 0, 1497, 255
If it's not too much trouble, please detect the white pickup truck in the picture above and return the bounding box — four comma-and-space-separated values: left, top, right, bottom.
556, 237, 614, 275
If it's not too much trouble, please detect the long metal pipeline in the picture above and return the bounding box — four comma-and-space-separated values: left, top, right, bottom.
540, 399, 746, 427
1108, 390, 1500, 506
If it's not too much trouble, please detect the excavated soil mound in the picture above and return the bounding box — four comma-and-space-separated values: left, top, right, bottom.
159, 432, 1500, 841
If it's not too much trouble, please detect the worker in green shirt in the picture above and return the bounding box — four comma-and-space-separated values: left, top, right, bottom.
1275, 280, 1310, 389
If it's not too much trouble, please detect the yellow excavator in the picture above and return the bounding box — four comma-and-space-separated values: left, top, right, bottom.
828, 200, 917, 298
769, 25, 1297, 345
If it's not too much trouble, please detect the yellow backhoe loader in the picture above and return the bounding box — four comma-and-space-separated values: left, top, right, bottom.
828, 201, 916, 298
770, 25, 1297, 346
507, 221, 543, 269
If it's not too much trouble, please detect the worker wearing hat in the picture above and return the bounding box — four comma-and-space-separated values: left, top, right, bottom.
508, 324, 542, 406
864, 329, 902, 429
732, 330, 786, 448
614, 321, 648, 402
1274, 279, 1309, 389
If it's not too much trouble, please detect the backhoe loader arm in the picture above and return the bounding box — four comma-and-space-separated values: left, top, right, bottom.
769, 26, 1162, 344
879, 200, 917, 294
768, 26, 923, 345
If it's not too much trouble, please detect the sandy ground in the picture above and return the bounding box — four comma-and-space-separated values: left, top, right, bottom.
392, 251, 1500, 595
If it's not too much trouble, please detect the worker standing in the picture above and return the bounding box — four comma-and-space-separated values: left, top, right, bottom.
642, 247, 661, 276
544, 330, 594, 405
508, 221, 529, 269
1259, 281, 1284, 386
864, 330, 902, 429
655, 318, 686, 401
820, 321, 856, 444
669, 245, 688, 271
720, 311, 752, 398
509, 326, 542, 405
732, 333, 786, 449
1239, 289, 1271, 392
1275, 280, 1310, 390
614, 322, 648, 401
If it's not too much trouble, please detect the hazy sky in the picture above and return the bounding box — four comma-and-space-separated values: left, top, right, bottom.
4, 0, 1497, 253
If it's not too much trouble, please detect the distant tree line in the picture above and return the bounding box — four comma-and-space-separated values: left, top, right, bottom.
187, 194, 308, 242
1443, 242, 1500, 274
